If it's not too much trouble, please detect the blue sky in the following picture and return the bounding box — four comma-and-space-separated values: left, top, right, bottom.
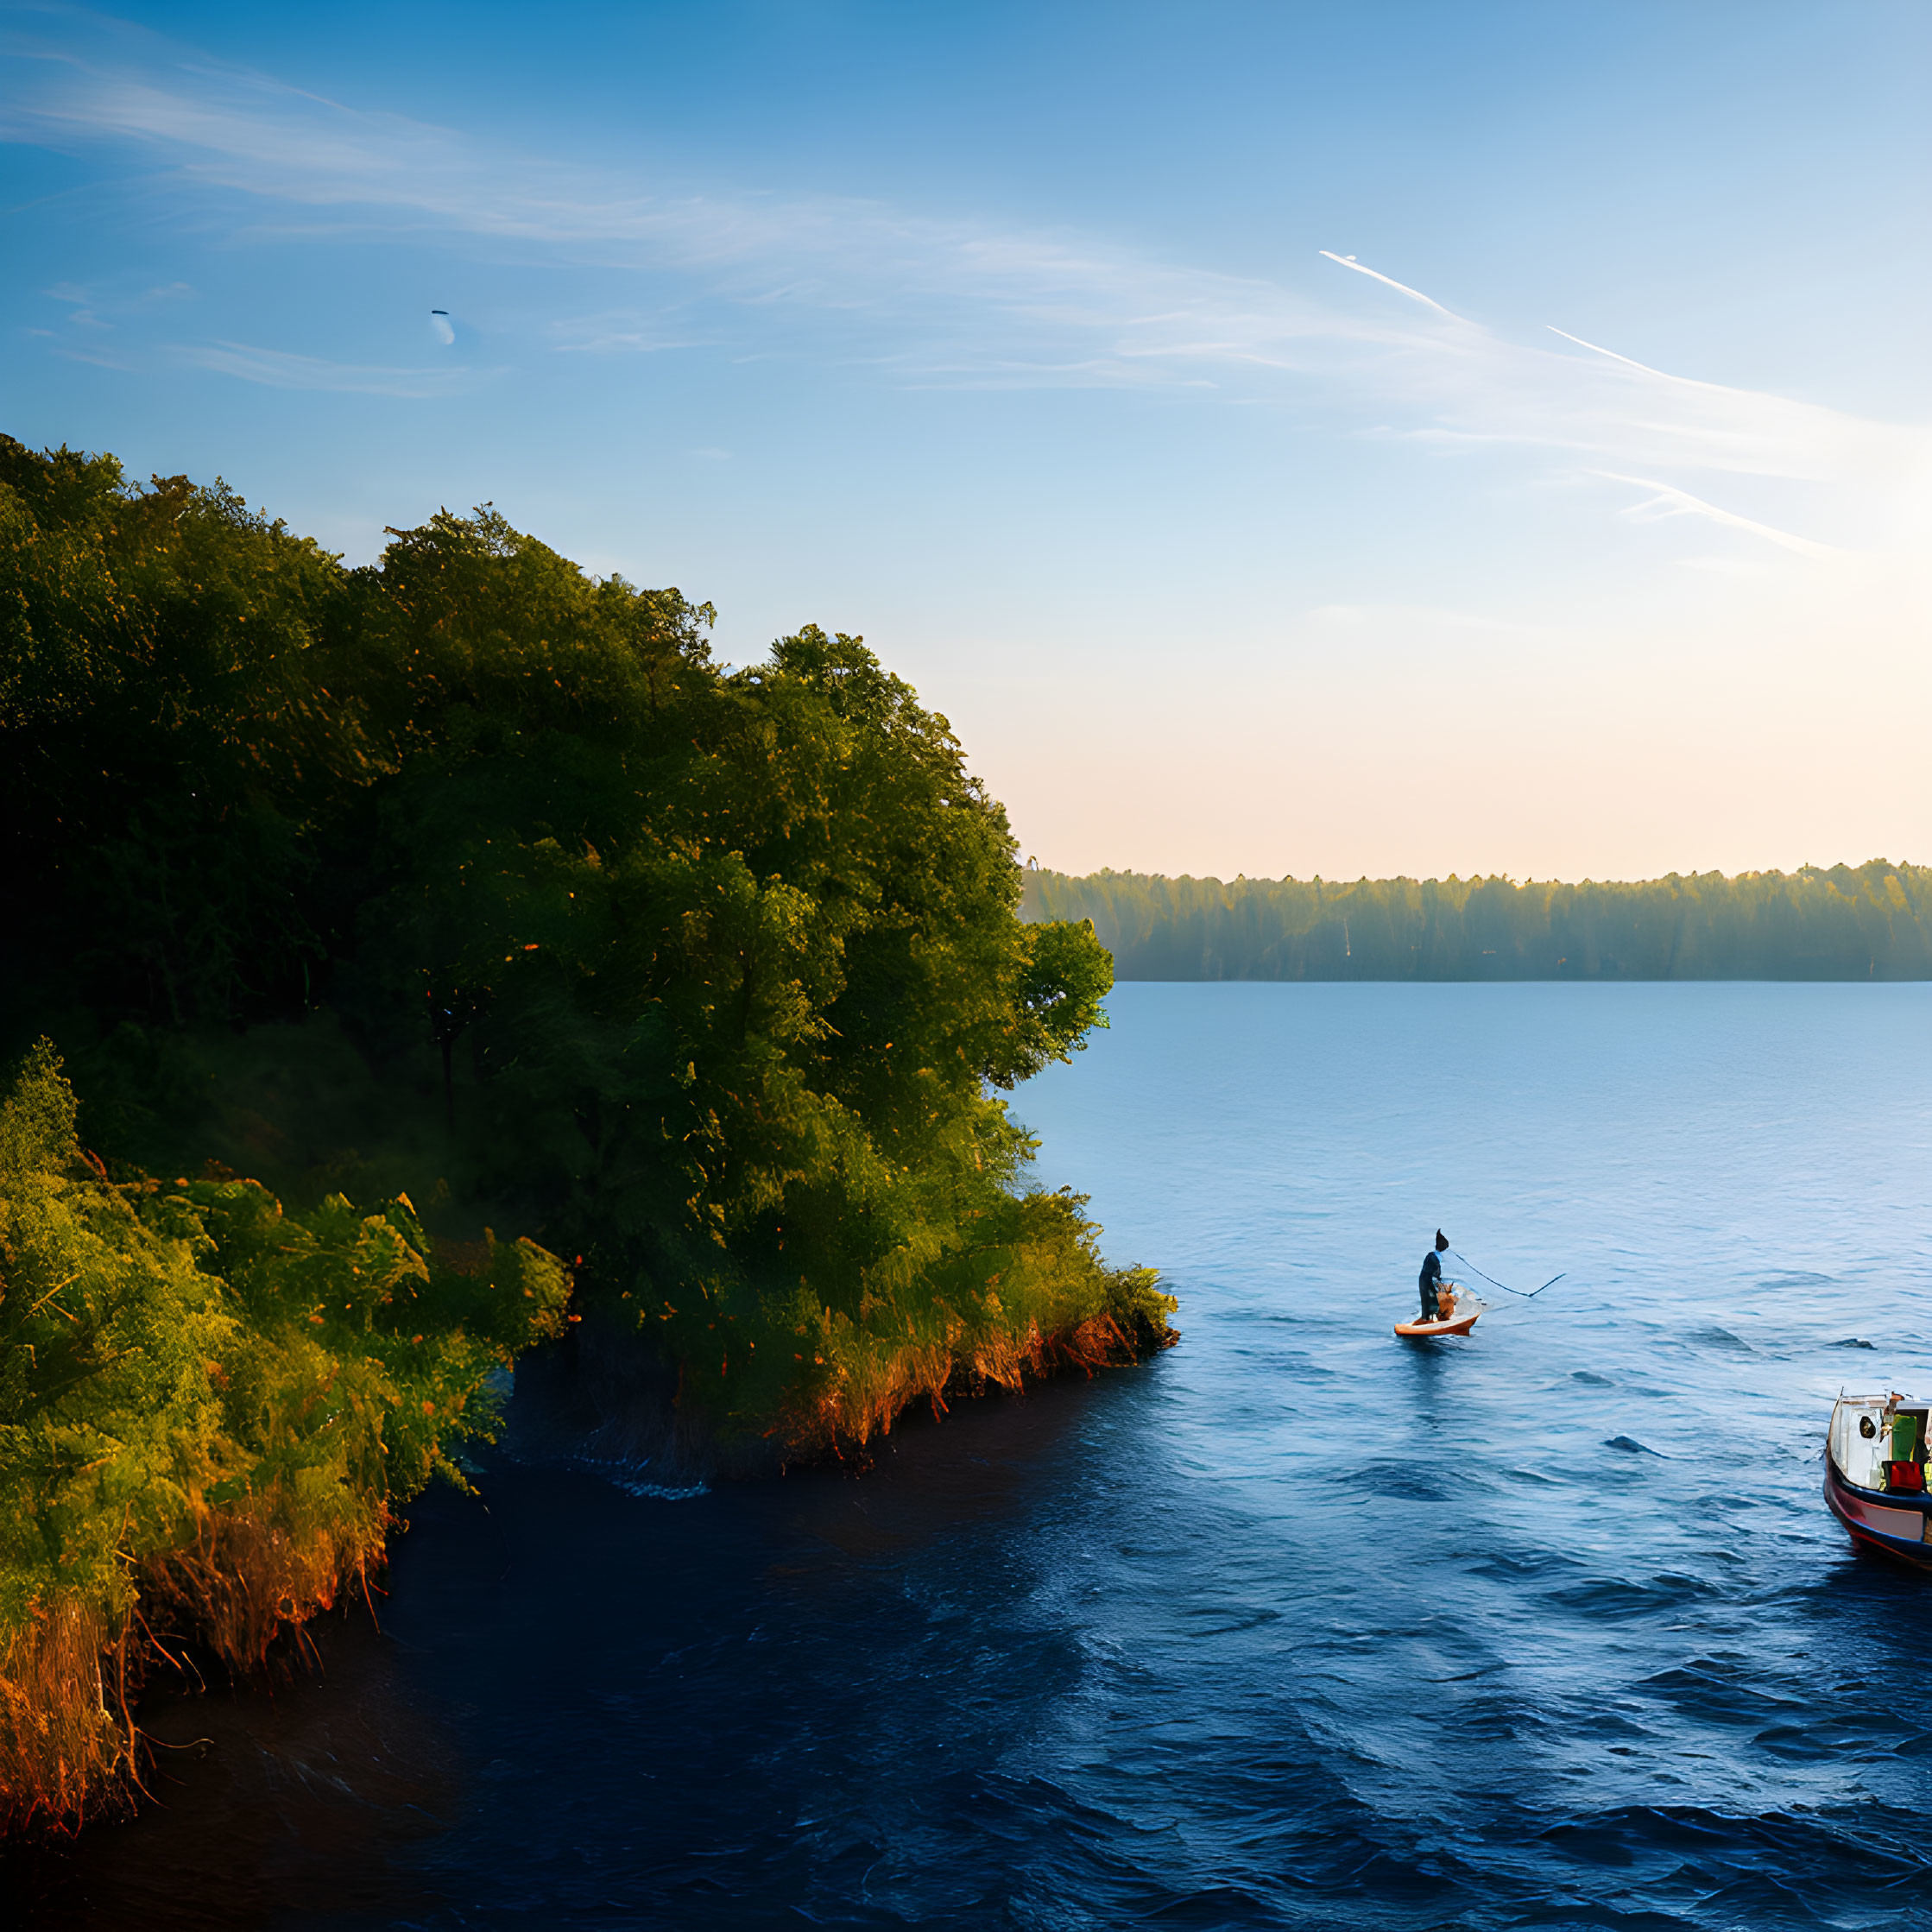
4, 1, 1928, 881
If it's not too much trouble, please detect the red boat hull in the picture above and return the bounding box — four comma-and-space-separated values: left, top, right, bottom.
1823, 1456, 1932, 1571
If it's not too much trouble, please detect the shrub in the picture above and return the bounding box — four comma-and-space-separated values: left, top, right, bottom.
0, 1045, 569, 1832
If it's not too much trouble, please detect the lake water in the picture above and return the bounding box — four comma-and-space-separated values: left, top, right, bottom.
11, 983, 1932, 1929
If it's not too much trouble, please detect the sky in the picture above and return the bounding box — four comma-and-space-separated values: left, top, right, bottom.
3, 1, 1929, 883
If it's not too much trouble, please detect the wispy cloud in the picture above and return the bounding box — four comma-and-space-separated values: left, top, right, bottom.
54, 342, 136, 371
41, 275, 194, 331
171, 341, 485, 396
4, 8, 1925, 569
0, 17, 1349, 346
548, 310, 717, 355
45, 281, 110, 329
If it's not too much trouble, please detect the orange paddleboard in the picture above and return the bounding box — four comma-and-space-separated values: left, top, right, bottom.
1393, 1312, 1480, 1338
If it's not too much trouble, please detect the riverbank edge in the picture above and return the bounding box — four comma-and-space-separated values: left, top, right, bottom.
508, 1289, 1181, 1483
2, 1298, 1178, 1841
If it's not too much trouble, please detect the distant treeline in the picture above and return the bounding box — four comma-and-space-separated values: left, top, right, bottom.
1020, 863, 1932, 981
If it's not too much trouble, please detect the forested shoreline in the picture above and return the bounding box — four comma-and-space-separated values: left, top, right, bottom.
0, 439, 1172, 1833
1022, 866, 1932, 981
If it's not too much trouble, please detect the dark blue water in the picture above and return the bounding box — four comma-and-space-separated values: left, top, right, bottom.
14, 984, 1932, 1929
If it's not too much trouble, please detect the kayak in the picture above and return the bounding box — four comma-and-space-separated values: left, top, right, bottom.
1394, 1281, 1478, 1339
1393, 1311, 1480, 1339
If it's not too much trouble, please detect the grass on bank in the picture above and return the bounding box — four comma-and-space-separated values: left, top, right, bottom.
0, 1044, 570, 1834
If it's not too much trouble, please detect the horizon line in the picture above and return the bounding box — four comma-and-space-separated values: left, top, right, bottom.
1023, 858, 1923, 890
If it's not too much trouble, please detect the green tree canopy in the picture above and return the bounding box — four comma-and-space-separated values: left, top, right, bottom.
0, 439, 1167, 1468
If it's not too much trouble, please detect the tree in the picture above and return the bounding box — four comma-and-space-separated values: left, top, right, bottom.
1, 445, 1170, 1473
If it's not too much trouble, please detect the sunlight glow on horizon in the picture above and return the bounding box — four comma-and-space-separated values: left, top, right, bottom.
3, 1, 1927, 883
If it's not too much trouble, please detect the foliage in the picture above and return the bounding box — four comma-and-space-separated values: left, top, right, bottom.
0, 1045, 569, 1832
1023, 865, 1932, 981
0, 441, 365, 1033
0, 438, 1165, 1479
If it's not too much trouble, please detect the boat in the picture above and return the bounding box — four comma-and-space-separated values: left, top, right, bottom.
1824, 1392, 1932, 1569
1393, 1285, 1479, 1340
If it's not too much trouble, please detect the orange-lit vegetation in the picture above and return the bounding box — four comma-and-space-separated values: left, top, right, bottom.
0, 1044, 569, 1831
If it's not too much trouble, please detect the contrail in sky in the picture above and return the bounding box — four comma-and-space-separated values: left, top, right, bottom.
1317, 249, 1454, 315
1546, 325, 1676, 380
1598, 471, 1845, 560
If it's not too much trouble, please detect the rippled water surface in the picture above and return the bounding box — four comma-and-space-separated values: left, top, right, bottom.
13, 983, 1932, 1929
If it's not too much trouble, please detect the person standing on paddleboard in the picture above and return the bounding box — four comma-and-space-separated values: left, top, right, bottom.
1418, 1230, 1449, 1322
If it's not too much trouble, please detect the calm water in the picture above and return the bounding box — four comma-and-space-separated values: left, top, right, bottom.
12, 983, 1932, 1929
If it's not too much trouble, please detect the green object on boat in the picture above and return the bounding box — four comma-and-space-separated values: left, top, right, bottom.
1892, 1412, 1920, 1462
